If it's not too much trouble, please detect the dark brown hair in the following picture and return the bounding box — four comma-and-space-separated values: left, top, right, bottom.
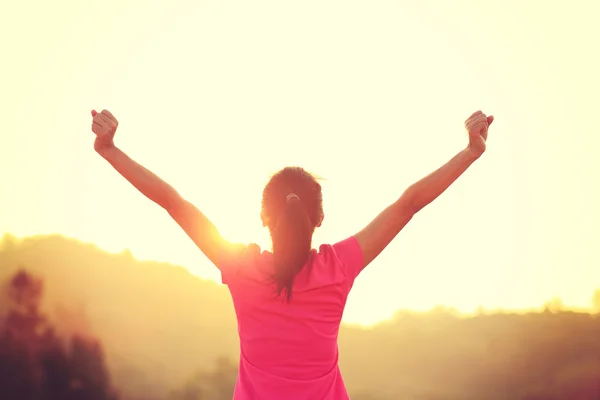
261, 167, 323, 301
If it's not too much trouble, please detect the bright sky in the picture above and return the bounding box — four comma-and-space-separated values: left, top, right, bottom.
1, 0, 598, 325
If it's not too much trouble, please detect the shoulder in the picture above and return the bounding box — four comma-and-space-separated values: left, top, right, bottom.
329, 237, 364, 280
219, 243, 265, 284
291, 238, 363, 289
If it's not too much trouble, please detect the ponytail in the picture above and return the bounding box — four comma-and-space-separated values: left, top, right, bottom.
271, 194, 314, 302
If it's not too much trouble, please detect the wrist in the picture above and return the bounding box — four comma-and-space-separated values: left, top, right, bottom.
96, 144, 118, 159
465, 146, 483, 162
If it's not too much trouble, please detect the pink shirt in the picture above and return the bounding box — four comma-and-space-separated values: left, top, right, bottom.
220, 237, 364, 400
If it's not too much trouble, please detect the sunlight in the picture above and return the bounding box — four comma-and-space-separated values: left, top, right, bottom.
1, 0, 598, 325
2, 0, 600, 398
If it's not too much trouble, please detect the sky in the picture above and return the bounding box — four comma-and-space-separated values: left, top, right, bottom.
1, 0, 599, 325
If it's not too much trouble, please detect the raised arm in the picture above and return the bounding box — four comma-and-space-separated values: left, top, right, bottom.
90, 109, 240, 267
353, 110, 494, 270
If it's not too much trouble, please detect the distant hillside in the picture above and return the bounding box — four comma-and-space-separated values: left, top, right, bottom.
2, 233, 600, 400
0, 234, 239, 399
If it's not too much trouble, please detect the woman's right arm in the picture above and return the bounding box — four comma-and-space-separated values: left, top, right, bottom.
91, 109, 242, 267
352, 110, 494, 273
99, 146, 181, 210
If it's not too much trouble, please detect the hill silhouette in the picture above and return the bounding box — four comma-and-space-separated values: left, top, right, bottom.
1, 233, 600, 400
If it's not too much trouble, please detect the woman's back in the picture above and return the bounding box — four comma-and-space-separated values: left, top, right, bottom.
221, 237, 363, 399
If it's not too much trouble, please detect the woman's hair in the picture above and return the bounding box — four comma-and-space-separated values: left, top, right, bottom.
261, 167, 323, 301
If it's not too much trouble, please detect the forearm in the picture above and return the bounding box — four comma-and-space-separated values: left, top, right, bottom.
404, 147, 479, 213
98, 147, 181, 210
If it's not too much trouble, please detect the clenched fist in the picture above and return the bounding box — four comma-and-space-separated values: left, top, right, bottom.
465, 110, 494, 158
91, 109, 118, 154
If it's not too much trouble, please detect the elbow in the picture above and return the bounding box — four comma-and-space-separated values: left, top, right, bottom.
162, 190, 185, 213
400, 187, 422, 215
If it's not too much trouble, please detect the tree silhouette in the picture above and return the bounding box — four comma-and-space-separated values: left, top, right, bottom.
0, 269, 119, 400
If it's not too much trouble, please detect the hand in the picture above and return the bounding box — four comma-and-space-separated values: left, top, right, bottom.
465, 110, 494, 158
91, 109, 118, 154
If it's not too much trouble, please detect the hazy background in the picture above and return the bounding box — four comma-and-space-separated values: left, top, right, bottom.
1, 0, 600, 399
2, 0, 599, 325
2, 234, 600, 400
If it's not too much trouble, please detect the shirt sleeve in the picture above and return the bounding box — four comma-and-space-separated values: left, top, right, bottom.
332, 236, 364, 282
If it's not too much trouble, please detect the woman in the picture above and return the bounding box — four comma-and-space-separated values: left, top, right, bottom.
89, 109, 494, 399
